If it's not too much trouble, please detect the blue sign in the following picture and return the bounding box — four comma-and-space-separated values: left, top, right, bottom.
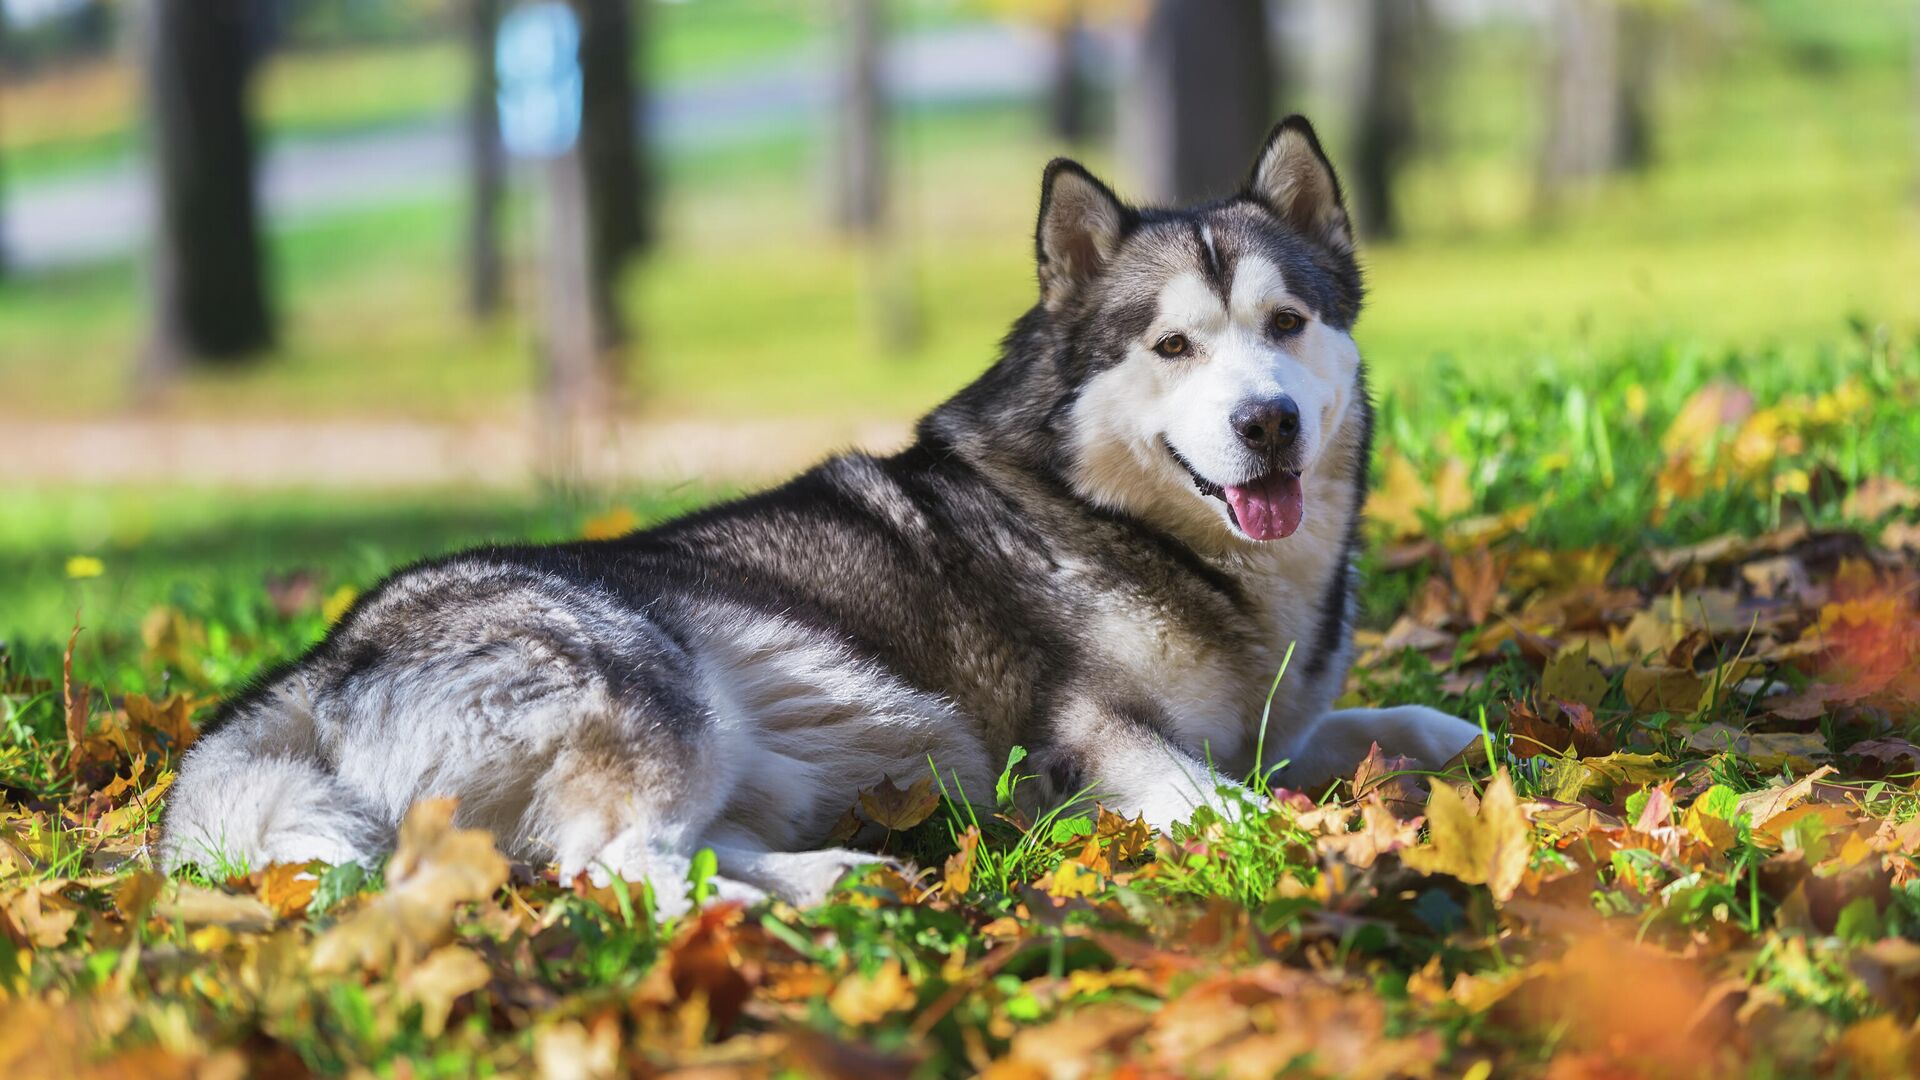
496, 2, 583, 160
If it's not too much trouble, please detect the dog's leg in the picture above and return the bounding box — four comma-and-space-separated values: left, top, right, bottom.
703, 827, 913, 909
521, 684, 756, 917
1041, 693, 1254, 834
1274, 705, 1483, 790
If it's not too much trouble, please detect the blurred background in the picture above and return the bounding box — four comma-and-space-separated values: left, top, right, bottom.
1, 0, 1917, 648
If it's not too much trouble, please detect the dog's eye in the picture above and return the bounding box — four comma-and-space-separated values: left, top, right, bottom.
1269, 309, 1305, 336
1153, 333, 1191, 358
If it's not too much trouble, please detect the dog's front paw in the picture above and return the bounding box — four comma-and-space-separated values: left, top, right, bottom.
1279, 705, 1483, 789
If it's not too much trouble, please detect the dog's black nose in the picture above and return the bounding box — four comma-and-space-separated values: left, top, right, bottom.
1231, 396, 1301, 454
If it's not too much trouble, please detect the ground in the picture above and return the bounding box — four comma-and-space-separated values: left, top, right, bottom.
5, 336, 1920, 1077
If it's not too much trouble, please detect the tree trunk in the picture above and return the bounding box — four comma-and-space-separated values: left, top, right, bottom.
834, 0, 886, 234
139, 0, 275, 382
1539, 0, 1654, 208
1351, 0, 1424, 240
1047, 1, 1092, 145
535, 0, 643, 437
467, 0, 507, 318
577, 0, 648, 304
538, 151, 615, 427
1124, 0, 1276, 206
1616, 1, 1657, 172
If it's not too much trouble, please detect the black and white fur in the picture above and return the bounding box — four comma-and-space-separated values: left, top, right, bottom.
160, 118, 1480, 913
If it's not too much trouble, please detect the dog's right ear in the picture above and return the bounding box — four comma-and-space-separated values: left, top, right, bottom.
1035, 159, 1129, 309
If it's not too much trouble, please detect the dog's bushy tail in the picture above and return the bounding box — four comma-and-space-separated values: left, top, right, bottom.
158, 680, 388, 875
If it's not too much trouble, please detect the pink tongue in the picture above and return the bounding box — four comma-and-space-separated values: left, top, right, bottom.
1224, 472, 1305, 541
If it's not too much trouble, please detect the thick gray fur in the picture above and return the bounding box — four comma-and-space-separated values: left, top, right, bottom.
160, 117, 1480, 913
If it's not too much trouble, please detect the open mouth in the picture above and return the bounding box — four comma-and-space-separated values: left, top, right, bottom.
1164, 439, 1305, 542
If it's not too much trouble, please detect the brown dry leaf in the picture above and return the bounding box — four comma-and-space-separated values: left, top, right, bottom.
153, 883, 277, 932
668, 904, 756, 1032
827, 958, 914, 1026
941, 826, 980, 900
1623, 664, 1705, 716
1828, 1014, 1920, 1079
1844, 476, 1920, 522
1738, 766, 1838, 831
1094, 806, 1152, 863
122, 692, 204, 752
857, 776, 941, 832
1401, 771, 1530, 902
310, 798, 509, 974
399, 945, 492, 1038
1450, 547, 1503, 625
2, 885, 78, 948
1747, 731, 1828, 772
1352, 742, 1426, 818
533, 1017, 621, 1080
1373, 452, 1472, 538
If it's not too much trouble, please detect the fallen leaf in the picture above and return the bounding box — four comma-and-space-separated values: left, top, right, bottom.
858, 776, 941, 832
310, 798, 508, 974
828, 958, 914, 1026
1541, 647, 1608, 710
1401, 771, 1530, 902
399, 945, 492, 1038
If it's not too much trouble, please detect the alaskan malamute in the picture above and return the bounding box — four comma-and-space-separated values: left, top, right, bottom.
162, 117, 1480, 912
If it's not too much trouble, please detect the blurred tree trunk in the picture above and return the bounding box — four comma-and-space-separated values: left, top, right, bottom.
834, 0, 920, 351
834, 0, 886, 233
1538, 0, 1654, 209
466, 0, 506, 318
538, 0, 647, 432
579, 0, 650, 270
1124, 0, 1275, 205
1047, 0, 1092, 145
138, 0, 275, 386
1351, 0, 1424, 240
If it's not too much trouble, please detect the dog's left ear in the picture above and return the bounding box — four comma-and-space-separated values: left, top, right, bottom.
1245, 116, 1354, 257
1035, 159, 1130, 309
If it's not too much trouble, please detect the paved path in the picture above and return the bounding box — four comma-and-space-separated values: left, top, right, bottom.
4, 24, 1061, 272
0, 414, 915, 488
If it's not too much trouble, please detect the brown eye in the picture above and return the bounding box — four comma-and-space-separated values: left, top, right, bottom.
1153, 333, 1190, 358
1270, 309, 1305, 335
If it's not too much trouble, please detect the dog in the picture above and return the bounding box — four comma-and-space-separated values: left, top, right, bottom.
160, 117, 1481, 913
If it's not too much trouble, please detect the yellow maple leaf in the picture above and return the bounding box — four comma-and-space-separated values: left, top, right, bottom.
1541, 647, 1608, 710
310, 798, 508, 974
1401, 771, 1530, 902
1046, 859, 1105, 900
828, 958, 914, 1026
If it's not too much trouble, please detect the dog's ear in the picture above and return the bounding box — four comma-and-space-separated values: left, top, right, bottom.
1035, 159, 1129, 308
1245, 116, 1354, 256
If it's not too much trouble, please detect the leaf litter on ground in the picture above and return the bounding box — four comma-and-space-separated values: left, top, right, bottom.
7, 339, 1920, 1076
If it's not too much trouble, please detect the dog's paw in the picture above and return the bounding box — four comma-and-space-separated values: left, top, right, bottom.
761, 849, 916, 908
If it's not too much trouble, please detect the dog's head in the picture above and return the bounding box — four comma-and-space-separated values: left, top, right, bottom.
1038, 117, 1365, 549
